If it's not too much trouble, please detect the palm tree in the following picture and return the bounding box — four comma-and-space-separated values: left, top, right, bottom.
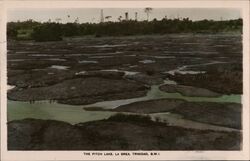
67, 15, 71, 23
144, 8, 153, 21
105, 16, 112, 21
118, 16, 123, 22
125, 12, 128, 20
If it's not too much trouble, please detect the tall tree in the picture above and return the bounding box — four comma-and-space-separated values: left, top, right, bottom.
118, 16, 123, 22
144, 8, 153, 21
105, 16, 112, 21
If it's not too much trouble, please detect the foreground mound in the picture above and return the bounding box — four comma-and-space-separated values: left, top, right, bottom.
112, 99, 242, 129
8, 114, 241, 150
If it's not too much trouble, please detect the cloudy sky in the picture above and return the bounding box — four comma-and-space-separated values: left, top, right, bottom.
7, 8, 241, 23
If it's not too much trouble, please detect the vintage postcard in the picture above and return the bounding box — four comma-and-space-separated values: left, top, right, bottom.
0, 0, 249, 160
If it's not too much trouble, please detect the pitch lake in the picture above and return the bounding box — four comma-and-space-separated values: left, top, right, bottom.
8, 80, 241, 132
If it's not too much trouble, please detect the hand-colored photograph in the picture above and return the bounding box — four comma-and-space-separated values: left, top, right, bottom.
7, 7, 242, 150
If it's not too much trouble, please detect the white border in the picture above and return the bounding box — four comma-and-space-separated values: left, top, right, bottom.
1, 1, 249, 161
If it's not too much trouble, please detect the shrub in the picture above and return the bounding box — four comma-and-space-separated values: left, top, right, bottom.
7, 28, 18, 39
31, 23, 62, 42
62, 23, 80, 37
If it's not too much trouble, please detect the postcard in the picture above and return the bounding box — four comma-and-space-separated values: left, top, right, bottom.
0, 0, 249, 160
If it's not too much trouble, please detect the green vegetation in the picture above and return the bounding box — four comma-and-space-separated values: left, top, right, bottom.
7, 18, 242, 41
7, 20, 39, 40
16, 29, 33, 40
32, 23, 62, 41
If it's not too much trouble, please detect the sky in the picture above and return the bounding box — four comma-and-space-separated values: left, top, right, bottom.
7, 8, 241, 23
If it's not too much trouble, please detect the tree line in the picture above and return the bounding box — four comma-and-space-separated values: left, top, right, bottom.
7, 18, 242, 41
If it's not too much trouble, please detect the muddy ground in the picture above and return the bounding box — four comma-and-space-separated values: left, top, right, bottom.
8, 116, 241, 150
8, 34, 242, 103
7, 34, 243, 150
108, 99, 242, 129
159, 84, 222, 97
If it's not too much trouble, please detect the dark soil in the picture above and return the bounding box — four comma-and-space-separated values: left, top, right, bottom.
111, 99, 242, 129
8, 77, 148, 105
167, 69, 242, 94
7, 34, 243, 150
8, 116, 241, 150
8, 34, 242, 103
159, 84, 222, 97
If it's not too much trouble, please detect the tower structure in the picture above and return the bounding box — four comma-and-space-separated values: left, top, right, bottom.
100, 9, 104, 23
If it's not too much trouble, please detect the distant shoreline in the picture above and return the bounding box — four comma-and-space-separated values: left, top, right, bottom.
7, 18, 242, 41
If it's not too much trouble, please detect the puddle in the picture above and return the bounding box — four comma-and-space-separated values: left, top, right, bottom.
129, 65, 138, 68
28, 54, 56, 57
46, 58, 66, 61
84, 52, 124, 56
101, 69, 139, 76
66, 54, 84, 56
88, 44, 128, 48
75, 71, 86, 75
115, 51, 124, 54
139, 60, 155, 64
154, 56, 175, 59
165, 61, 226, 75
15, 51, 37, 54
176, 71, 206, 74
78, 60, 98, 64
183, 43, 199, 45
49, 65, 69, 70
31, 69, 46, 71
167, 69, 206, 75
89, 56, 113, 59
7, 85, 16, 91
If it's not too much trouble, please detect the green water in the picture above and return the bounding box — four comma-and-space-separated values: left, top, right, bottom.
83, 85, 241, 109
7, 100, 116, 124
7, 79, 241, 125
